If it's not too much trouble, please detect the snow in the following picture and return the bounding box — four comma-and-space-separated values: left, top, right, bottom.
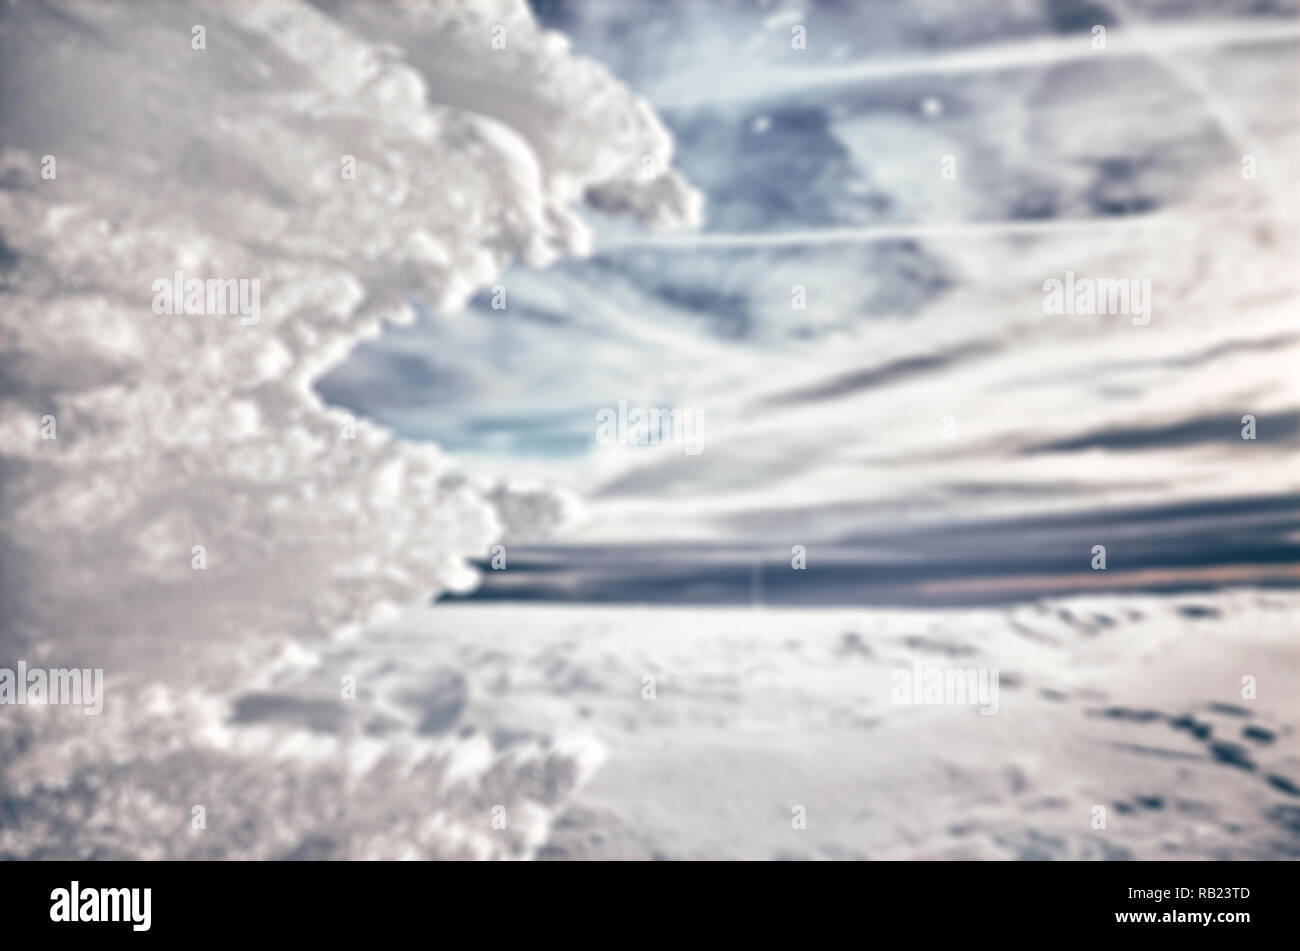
0, 0, 696, 859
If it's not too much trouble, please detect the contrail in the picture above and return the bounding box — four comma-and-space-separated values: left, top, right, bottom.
605, 215, 1174, 249
656, 18, 1300, 107
1109, 2, 1258, 158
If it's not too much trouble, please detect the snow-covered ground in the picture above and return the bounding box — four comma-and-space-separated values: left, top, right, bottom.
3, 589, 1297, 859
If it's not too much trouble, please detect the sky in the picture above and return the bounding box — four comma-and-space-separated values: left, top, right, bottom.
314, 0, 1300, 602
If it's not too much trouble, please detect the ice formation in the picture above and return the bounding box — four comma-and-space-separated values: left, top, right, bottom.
0, 0, 698, 859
